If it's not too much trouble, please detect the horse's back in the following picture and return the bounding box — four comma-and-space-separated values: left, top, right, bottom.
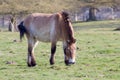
24, 13, 54, 29
23, 13, 59, 42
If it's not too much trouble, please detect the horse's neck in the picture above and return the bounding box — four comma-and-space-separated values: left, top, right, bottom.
63, 23, 74, 41
55, 13, 74, 42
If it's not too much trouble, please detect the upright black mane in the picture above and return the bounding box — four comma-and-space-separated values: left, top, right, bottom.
61, 11, 69, 22
61, 11, 75, 44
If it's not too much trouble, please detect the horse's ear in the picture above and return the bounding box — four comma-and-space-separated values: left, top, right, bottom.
73, 39, 76, 43
67, 40, 71, 44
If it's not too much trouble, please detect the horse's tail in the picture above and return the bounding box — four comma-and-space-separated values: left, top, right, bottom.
18, 21, 27, 41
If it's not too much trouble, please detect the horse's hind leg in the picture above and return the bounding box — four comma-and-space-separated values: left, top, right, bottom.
27, 38, 38, 67
50, 42, 56, 65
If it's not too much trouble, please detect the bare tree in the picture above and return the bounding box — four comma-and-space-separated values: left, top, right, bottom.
8, 15, 17, 32
87, 6, 99, 21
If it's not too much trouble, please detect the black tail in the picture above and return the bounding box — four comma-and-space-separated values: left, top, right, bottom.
18, 21, 27, 41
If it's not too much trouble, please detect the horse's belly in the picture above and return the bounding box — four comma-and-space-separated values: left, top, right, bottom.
37, 35, 50, 42
34, 30, 51, 42
30, 21, 56, 42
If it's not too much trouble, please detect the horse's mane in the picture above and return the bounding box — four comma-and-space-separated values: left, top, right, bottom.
61, 11, 69, 22
61, 11, 75, 44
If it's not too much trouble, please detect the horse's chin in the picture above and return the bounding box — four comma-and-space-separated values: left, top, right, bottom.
69, 62, 75, 64
65, 60, 75, 65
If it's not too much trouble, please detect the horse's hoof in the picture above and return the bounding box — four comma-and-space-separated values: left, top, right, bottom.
65, 60, 69, 65
50, 62, 55, 65
50, 59, 55, 65
27, 63, 36, 67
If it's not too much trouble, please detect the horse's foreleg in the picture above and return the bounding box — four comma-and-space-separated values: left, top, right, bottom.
50, 43, 56, 65
63, 43, 69, 65
27, 39, 38, 67
64, 48, 69, 65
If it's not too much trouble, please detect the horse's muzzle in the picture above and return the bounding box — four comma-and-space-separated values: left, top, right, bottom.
69, 58, 75, 64
65, 60, 75, 65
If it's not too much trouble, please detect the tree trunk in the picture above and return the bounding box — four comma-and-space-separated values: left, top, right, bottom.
87, 7, 98, 21
75, 13, 78, 21
2, 15, 4, 27
8, 21, 14, 32
8, 15, 18, 32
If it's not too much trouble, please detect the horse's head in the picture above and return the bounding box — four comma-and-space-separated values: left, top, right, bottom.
64, 39, 76, 65
61, 11, 76, 65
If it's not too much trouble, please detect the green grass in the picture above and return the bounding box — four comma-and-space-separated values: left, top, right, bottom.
0, 20, 120, 80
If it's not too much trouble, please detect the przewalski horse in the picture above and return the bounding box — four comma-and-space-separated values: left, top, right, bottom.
18, 11, 76, 67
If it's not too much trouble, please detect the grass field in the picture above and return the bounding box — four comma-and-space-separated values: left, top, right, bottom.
0, 20, 120, 80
